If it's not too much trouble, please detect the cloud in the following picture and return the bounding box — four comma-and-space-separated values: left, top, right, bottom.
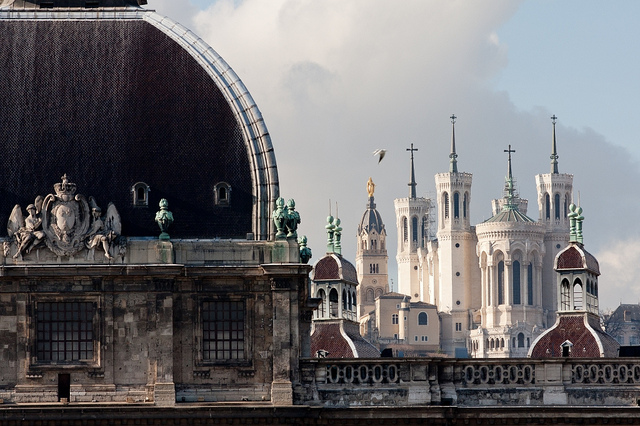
151, 0, 640, 310
597, 239, 640, 310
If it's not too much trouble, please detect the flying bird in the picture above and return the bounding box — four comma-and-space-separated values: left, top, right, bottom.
373, 149, 387, 164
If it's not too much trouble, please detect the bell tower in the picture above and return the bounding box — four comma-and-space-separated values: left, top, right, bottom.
434, 115, 479, 356
394, 144, 431, 301
356, 178, 389, 319
535, 115, 573, 328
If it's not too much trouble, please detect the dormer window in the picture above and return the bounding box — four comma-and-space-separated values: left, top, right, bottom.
214, 182, 232, 207
131, 182, 150, 207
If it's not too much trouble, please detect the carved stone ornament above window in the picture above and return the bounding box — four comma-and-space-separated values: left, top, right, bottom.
5, 174, 125, 259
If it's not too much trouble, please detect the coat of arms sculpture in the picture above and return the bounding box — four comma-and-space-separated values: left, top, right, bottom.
5, 174, 125, 260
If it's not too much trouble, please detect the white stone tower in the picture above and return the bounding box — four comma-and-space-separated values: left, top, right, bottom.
434, 115, 480, 357
473, 145, 546, 358
535, 115, 573, 328
395, 144, 431, 301
356, 177, 389, 319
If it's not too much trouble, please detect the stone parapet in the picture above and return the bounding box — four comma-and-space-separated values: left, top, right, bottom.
296, 357, 640, 407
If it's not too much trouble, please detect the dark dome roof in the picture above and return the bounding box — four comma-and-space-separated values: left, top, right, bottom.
311, 253, 358, 285
358, 197, 385, 234
556, 243, 600, 275
0, 9, 277, 240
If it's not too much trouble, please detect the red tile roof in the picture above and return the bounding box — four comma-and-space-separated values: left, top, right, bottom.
529, 313, 619, 358
311, 254, 358, 285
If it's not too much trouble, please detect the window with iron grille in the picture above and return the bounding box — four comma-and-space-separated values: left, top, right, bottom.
202, 300, 245, 361
36, 302, 94, 362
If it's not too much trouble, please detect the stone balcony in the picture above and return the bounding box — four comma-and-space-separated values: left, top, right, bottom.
296, 357, 640, 407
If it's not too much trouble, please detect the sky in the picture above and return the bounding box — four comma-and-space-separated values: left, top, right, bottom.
150, 0, 640, 312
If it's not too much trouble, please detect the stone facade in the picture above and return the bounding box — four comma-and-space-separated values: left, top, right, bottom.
0, 238, 311, 405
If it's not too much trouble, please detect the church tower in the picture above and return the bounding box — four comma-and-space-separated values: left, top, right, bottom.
356, 178, 389, 320
434, 115, 480, 357
394, 144, 431, 302
535, 115, 573, 328
473, 146, 546, 358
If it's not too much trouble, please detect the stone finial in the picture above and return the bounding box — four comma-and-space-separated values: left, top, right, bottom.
272, 197, 286, 239
155, 198, 174, 240
298, 235, 312, 264
326, 215, 335, 253
334, 217, 342, 255
568, 203, 578, 242
285, 199, 300, 239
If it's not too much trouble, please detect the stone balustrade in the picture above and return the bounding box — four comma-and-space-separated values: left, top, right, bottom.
295, 357, 640, 407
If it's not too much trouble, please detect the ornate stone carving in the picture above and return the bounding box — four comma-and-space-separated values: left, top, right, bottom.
285, 199, 300, 239
6, 174, 125, 259
298, 235, 312, 264
272, 197, 286, 239
155, 198, 174, 240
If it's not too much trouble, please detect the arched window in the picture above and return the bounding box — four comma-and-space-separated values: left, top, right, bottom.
352, 292, 357, 309
443, 192, 450, 219
545, 193, 551, 220
418, 312, 428, 325
131, 182, 150, 207
518, 333, 525, 348
403, 217, 408, 242
527, 263, 534, 305
500, 338, 505, 348
412, 217, 418, 242
422, 216, 428, 245
512, 337, 516, 348
453, 192, 460, 219
366, 288, 374, 303
573, 280, 583, 310
564, 194, 570, 219
554, 193, 560, 220
561, 279, 571, 310
329, 289, 339, 317
498, 261, 505, 305
375, 288, 383, 298
214, 182, 232, 206
342, 290, 348, 310
317, 289, 326, 317
512, 260, 521, 304
463, 192, 468, 218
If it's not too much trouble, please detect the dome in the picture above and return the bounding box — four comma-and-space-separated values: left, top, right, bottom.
556, 243, 600, 275
0, 6, 277, 240
358, 197, 385, 235
311, 253, 358, 285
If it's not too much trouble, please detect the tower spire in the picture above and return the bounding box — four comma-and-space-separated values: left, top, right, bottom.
550, 115, 559, 174
504, 145, 517, 209
449, 114, 458, 173
407, 143, 418, 199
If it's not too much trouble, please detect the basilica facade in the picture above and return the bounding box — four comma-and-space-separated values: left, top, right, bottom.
358, 117, 574, 357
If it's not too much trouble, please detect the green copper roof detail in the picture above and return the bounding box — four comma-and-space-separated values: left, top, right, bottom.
550, 115, 559, 174
483, 144, 535, 224
449, 114, 458, 173
326, 214, 335, 253
568, 203, 585, 244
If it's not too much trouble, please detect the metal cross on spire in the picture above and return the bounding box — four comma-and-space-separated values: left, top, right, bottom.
407, 143, 418, 199
449, 114, 458, 173
550, 115, 559, 174
504, 145, 517, 208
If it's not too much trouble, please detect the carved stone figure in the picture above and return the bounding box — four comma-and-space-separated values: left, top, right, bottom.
6, 175, 125, 259
155, 198, 174, 240
285, 199, 300, 239
272, 197, 286, 239
10, 203, 46, 259
85, 198, 123, 259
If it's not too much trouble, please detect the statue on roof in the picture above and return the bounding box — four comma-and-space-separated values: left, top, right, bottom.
367, 177, 375, 198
